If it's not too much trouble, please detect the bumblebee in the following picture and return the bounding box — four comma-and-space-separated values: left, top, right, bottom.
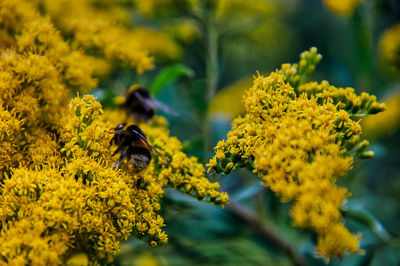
110, 123, 169, 173
121, 85, 178, 123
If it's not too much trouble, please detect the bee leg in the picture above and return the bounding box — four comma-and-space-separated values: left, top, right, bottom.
113, 150, 127, 169
112, 146, 121, 156
112, 143, 126, 156
136, 177, 142, 189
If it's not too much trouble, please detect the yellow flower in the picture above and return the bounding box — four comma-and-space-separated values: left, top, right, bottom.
323, 0, 363, 16
3, 0, 183, 75
208, 77, 251, 119
0, 105, 23, 174
66, 253, 89, 266
166, 19, 200, 44
133, 0, 171, 17
37, 0, 183, 72
209, 47, 384, 259
362, 91, 400, 138
133, 252, 159, 266
316, 225, 362, 261
0, 92, 229, 264
0, 1, 228, 263
1, 0, 97, 92
130, 28, 182, 61
0, 48, 70, 175
379, 23, 400, 72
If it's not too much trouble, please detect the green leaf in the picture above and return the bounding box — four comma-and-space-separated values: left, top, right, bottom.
149, 64, 194, 95
181, 135, 203, 152
371, 246, 400, 266
343, 203, 391, 243
231, 183, 263, 201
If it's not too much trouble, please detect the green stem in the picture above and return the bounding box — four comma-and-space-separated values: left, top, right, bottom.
352, 2, 374, 90
230, 202, 307, 266
205, 17, 218, 101
203, 9, 218, 159
343, 205, 391, 243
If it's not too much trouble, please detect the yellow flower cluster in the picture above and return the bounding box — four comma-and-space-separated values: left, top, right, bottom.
36, 0, 152, 73
39, 0, 185, 67
1, 0, 183, 77
130, 28, 182, 61
60, 95, 170, 247
142, 118, 229, 204
209, 48, 385, 259
1, 95, 228, 265
323, 0, 363, 16
0, 95, 159, 264
0, 0, 97, 92
0, 0, 97, 175
379, 23, 400, 72
298, 81, 386, 116
0, 1, 228, 263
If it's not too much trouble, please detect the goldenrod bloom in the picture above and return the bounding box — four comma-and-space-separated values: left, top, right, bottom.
209, 48, 385, 259
0, 1, 228, 264
1, 0, 98, 92
35, 0, 153, 73
0, 93, 228, 264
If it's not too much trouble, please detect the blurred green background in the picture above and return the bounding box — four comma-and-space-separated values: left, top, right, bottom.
93, 0, 400, 265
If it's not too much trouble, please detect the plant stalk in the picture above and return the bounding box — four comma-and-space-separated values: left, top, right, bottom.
205, 18, 218, 101
229, 202, 307, 266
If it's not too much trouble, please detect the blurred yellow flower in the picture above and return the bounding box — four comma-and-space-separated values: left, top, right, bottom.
215, 0, 276, 19
134, 0, 171, 17
133, 252, 159, 266
164, 19, 200, 44
362, 91, 400, 138
216, 0, 294, 59
379, 23, 400, 72
323, 0, 363, 16
208, 77, 252, 119
38, 0, 153, 74
131, 28, 183, 61
66, 253, 89, 266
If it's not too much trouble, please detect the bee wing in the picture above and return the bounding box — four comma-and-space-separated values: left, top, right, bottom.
133, 91, 155, 112
153, 98, 179, 116
149, 145, 171, 166
132, 129, 173, 168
